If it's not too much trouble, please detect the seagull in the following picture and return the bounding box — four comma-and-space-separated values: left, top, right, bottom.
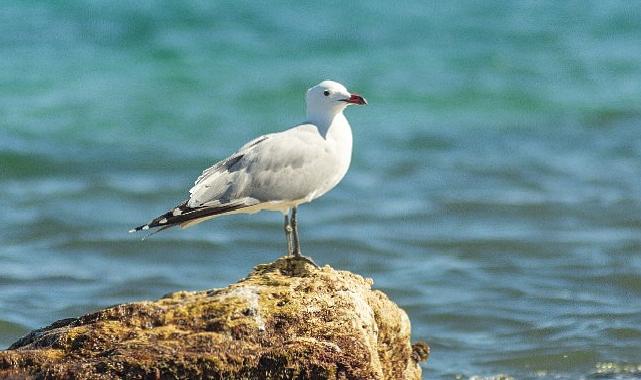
130, 80, 367, 264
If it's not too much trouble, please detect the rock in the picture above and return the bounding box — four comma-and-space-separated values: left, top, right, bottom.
0, 257, 428, 379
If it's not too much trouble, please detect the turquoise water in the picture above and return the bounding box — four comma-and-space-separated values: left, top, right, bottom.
2, 1, 641, 378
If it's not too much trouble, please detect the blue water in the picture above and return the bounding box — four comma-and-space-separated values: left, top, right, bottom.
2, 2, 641, 379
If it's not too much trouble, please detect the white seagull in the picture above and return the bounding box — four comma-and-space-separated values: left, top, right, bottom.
130, 80, 367, 264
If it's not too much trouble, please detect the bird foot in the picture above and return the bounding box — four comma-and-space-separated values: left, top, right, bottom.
290, 253, 319, 268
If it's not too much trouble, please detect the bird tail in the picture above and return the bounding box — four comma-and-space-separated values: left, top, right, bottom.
129, 201, 249, 235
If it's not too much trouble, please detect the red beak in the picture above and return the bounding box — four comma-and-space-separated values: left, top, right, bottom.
343, 93, 367, 105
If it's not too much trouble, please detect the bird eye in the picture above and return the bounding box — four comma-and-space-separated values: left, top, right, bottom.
323, 90, 330, 96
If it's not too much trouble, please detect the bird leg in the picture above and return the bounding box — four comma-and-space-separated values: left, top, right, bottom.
290, 207, 319, 268
283, 214, 293, 256
290, 207, 301, 257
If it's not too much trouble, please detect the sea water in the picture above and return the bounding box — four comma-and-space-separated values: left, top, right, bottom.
1, 2, 640, 379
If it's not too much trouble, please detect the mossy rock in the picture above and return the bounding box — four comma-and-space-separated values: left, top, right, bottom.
0, 257, 428, 379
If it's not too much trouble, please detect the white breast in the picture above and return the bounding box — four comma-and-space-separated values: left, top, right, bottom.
308, 113, 353, 201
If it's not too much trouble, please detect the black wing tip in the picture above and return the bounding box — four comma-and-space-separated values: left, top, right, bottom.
129, 202, 188, 233
129, 202, 246, 234
128, 224, 150, 233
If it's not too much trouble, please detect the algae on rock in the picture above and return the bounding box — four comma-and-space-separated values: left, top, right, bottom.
0, 257, 428, 379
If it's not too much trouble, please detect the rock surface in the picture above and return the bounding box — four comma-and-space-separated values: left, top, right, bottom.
0, 257, 428, 379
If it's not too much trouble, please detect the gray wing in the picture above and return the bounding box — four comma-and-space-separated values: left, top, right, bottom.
130, 124, 340, 233
188, 124, 341, 208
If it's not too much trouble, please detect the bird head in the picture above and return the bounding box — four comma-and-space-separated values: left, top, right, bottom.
305, 80, 367, 121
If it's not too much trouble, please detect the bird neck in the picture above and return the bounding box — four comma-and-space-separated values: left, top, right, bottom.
307, 110, 347, 138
